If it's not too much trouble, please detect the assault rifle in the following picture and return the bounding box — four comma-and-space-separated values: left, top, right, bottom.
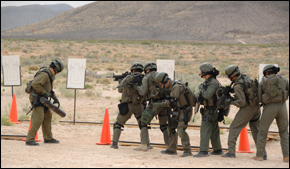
213, 81, 234, 114
116, 73, 144, 88
106, 71, 131, 82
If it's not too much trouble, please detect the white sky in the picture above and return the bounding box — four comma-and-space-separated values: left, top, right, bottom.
1, 1, 95, 8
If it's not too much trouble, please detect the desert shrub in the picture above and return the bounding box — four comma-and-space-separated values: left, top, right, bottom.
28, 65, 39, 71
102, 78, 111, 85
85, 84, 93, 89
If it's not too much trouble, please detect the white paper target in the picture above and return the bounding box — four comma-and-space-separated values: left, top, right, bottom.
2, 55, 21, 86
67, 58, 86, 89
156, 59, 175, 80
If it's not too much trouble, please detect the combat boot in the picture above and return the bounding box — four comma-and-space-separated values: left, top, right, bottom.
221, 152, 236, 158
252, 156, 263, 161
44, 138, 59, 143
263, 155, 267, 160
181, 151, 192, 157
161, 149, 177, 155
147, 142, 153, 149
26, 141, 39, 146
133, 144, 147, 151
110, 141, 118, 149
193, 151, 209, 157
283, 157, 289, 163
210, 149, 224, 155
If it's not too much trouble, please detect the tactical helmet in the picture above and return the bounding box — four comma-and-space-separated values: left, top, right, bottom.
130, 62, 143, 72
144, 62, 157, 72
155, 72, 169, 84
199, 62, 214, 73
263, 64, 280, 76
225, 65, 240, 77
50, 59, 64, 73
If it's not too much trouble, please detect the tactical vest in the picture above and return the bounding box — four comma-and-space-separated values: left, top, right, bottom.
201, 77, 220, 107
234, 74, 259, 107
25, 67, 53, 94
121, 74, 144, 104
147, 71, 160, 100
174, 80, 196, 107
261, 75, 288, 104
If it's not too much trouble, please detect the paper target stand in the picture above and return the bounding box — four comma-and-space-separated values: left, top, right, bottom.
66, 58, 86, 124
1, 55, 22, 98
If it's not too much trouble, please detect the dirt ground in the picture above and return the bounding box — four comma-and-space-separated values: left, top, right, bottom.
1, 78, 289, 168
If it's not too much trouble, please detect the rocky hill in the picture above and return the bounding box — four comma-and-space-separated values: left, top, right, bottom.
1, 1, 289, 44
1, 4, 73, 31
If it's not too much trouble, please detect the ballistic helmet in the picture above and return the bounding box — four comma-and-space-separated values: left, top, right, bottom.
225, 65, 240, 77
50, 59, 64, 73
131, 62, 143, 72
263, 64, 280, 76
155, 72, 169, 84
144, 62, 157, 72
199, 62, 214, 73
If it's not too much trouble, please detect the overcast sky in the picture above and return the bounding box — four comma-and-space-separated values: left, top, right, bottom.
1, 1, 95, 8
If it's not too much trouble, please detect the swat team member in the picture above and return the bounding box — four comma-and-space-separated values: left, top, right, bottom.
154, 72, 196, 157
221, 65, 261, 158
253, 65, 289, 162
133, 62, 170, 151
193, 62, 223, 157
26, 59, 64, 146
111, 62, 148, 149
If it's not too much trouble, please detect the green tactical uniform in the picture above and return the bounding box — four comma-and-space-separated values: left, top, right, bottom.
26, 68, 55, 142
226, 74, 260, 156
199, 76, 222, 152
256, 74, 289, 159
136, 70, 170, 145
112, 72, 145, 147
161, 80, 193, 155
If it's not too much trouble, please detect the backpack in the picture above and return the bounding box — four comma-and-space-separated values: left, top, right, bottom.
261, 75, 288, 104
175, 81, 197, 107
25, 67, 53, 94
236, 74, 259, 107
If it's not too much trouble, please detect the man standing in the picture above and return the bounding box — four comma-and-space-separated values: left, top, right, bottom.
221, 65, 260, 158
26, 59, 64, 146
253, 64, 289, 162
193, 62, 223, 157
133, 62, 170, 151
154, 72, 196, 157
111, 62, 146, 149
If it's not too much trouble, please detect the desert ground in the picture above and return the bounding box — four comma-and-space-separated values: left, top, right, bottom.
1, 38, 289, 168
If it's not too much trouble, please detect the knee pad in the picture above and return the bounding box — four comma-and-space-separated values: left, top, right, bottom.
113, 122, 124, 130
138, 121, 149, 130
140, 108, 154, 125
160, 124, 168, 132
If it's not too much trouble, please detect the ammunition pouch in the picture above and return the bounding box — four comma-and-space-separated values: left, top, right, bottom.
140, 108, 154, 125
118, 102, 129, 116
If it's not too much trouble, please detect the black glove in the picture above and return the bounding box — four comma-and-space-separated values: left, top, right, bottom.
43, 92, 51, 99
51, 91, 60, 107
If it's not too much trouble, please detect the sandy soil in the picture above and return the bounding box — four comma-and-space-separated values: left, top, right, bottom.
1, 78, 289, 168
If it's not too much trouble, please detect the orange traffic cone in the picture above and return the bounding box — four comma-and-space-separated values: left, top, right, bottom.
96, 108, 112, 145
236, 126, 254, 153
22, 119, 42, 142
9, 94, 21, 124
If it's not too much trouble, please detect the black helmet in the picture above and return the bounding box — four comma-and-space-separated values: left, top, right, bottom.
50, 59, 64, 73
263, 64, 280, 76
